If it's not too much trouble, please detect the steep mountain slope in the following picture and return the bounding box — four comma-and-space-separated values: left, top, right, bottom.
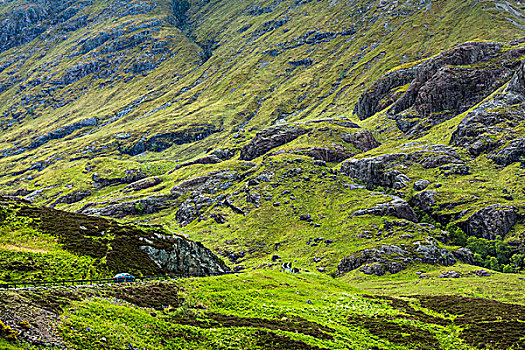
0, 0, 524, 276
2, 1, 525, 349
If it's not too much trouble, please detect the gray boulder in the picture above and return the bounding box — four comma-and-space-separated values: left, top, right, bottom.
126, 176, 162, 191
139, 234, 229, 274
340, 154, 410, 190
414, 179, 430, 191
240, 125, 308, 160
458, 204, 518, 239
454, 248, 474, 265
81, 195, 169, 218
410, 190, 437, 212
342, 129, 380, 151
352, 197, 418, 222
337, 237, 466, 276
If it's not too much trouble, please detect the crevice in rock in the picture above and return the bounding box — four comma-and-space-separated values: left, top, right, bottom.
171, 0, 216, 64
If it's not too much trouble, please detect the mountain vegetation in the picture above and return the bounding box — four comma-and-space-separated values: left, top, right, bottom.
0, 0, 525, 349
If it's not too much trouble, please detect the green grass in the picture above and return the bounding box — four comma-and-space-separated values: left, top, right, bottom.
1, 270, 523, 349
55, 271, 497, 349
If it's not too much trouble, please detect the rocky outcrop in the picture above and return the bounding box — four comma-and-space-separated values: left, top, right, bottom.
413, 179, 430, 191
491, 138, 525, 166
271, 145, 353, 163
240, 118, 368, 161
80, 195, 169, 218
92, 169, 147, 188
57, 60, 109, 85
340, 144, 463, 189
29, 117, 98, 149
458, 204, 518, 240
342, 129, 380, 151
50, 190, 91, 207
4, 197, 229, 278
175, 199, 199, 226
356, 41, 519, 135
352, 197, 418, 222
450, 59, 525, 165
240, 125, 308, 161
410, 191, 437, 212
122, 125, 218, 155
450, 101, 524, 162
175, 155, 221, 170
340, 154, 410, 190
337, 237, 472, 276
170, 171, 243, 226
170, 171, 239, 196
126, 176, 162, 191
507, 55, 525, 97
356, 42, 504, 118
139, 233, 229, 274
0, 0, 89, 54
413, 66, 508, 118
212, 148, 235, 160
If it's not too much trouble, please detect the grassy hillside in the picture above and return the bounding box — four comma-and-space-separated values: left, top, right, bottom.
1, 1, 525, 347
0, 196, 228, 283
1, 270, 525, 349
1, 0, 525, 190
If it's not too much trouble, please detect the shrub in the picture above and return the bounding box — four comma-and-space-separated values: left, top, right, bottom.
510, 254, 525, 271
445, 223, 466, 246
0, 321, 18, 341
16, 321, 30, 330
487, 256, 500, 272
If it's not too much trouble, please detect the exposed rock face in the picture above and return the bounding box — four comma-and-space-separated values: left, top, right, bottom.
240, 125, 308, 161
29, 117, 98, 150
122, 125, 218, 156
410, 191, 437, 212
413, 66, 508, 117
175, 155, 221, 169
2, 196, 229, 277
340, 144, 463, 189
246, 191, 261, 207
126, 176, 162, 191
240, 118, 369, 161
272, 145, 353, 163
354, 65, 418, 121
50, 190, 91, 207
140, 234, 229, 274
80, 195, 169, 218
342, 129, 380, 151
458, 204, 518, 240
355, 41, 518, 135
171, 171, 239, 196
352, 197, 418, 222
92, 169, 147, 188
413, 179, 430, 191
454, 248, 474, 265
170, 174, 216, 195
170, 171, 243, 226
491, 138, 525, 166
337, 237, 469, 276
340, 154, 410, 190
450, 59, 525, 165
0, 0, 88, 55
212, 148, 235, 160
